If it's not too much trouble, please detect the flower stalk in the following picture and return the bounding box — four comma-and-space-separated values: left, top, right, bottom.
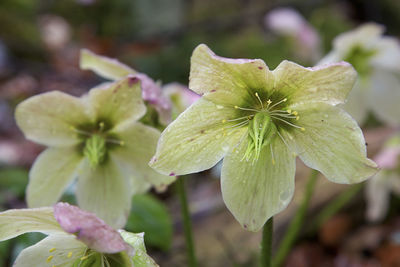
260, 217, 273, 267
177, 177, 197, 267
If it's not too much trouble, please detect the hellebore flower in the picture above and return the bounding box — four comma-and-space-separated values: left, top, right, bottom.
80, 49, 172, 126
264, 7, 321, 63
150, 44, 377, 231
163, 83, 201, 119
366, 134, 400, 222
15, 76, 175, 228
319, 23, 400, 125
0, 202, 158, 267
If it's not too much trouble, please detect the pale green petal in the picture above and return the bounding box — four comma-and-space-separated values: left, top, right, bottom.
76, 156, 132, 229
365, 171, 391, 222
27, 147, 83, 208
119, 230, 159, 267
150, 98, 247, 176
282, 102, 378, 183
190, 44, 274, 106
14, 234, 86, 267
342, 78, 370, 125
0, 207, 63, 241
15, 91, 91, 147
80, 49, 136, 80
371, 37, 400, 71
221, 136, 296, 232
88, 76, 146, 129
111, 122, 175, 192
369, 70, 400, 126
272, 60, 357, 106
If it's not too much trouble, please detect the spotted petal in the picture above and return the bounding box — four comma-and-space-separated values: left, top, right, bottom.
190, 44, 274, 107
76, 156, 133, 229
88, 76, 146, 129
150, 98, 247, 176
282, 102, 378, 183
14, 234, 85, 267
27, 147, 83, 208
0, 207, 63, 241
272, 60, 357, 106
15, 91, 91, 147
112, 122, 175, 192
221, 136, 296, 232
80, 49, 136, 80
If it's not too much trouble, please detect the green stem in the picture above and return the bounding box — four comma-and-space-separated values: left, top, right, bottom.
272, 169, 319, 267
177, 177, 197, 267
312, 183, 363, 231
260, 217, 274, 267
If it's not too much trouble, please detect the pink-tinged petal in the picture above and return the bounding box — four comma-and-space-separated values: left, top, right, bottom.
163, 83, 201, 118
136, 73, 172, 125
374, 147, 400, 169
54, 202, 131, 254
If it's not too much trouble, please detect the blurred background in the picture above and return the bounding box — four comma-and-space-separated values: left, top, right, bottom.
0, 0, 400, 266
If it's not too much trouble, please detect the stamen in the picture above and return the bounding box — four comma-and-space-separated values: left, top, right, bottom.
268, 98, 287, 109
67, 252, 73, 258
255, 92, 264, 109
99, 121, 105, 131
225, 115, 254, 122
270, 144, 275, 165
287, 109, 292, 114
46, 255, 53, 263
221, 119, 227, 123
49, 248, 56, 253
270, 116, 304, 129
301, 127, 305, 131
266, 99, 272, 109
234, 105, 259, 112
225, 120, 249, 129
292, 111, 298, 116
69, 126, 90, 136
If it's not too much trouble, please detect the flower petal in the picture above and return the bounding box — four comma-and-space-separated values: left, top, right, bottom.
341, 78, 370, 124
150, 98, 247, 176
76, 156, 133, 229
111, 122, 175, 192
54, 203, 130, 254
0, 207, 63, 241
369, 70, 400, 126
283, 102, 378, 183
15, 91, 91, 147
27, 147, 83, 208
88, 76, 146, 129
371, 37, 400, 71
80, 49, 136, 80
14, 234, 85, 267
272, 60, 357, 106
221, 136, 296, 232
119, 230, 159, 267
365, 171, 391, 222
190, 44, 274, 106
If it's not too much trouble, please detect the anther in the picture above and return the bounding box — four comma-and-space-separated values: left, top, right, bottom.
49, 248, 56, 253
46, 255, 53, 263
255, 92, 264, 109
81, 255, 89, 260
67, 252, 73, 258
300, 127, 305, 131
234, 105, 239, 109
99, 121, 105, 131
292, 111, 298, 116
287, 109, 292, 114
296, 116, 300, 120
119, 141, 125, 146
222, 119, 227, 123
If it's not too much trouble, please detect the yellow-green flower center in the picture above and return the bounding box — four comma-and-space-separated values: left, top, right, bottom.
344, 45, 376, 77
83, 134, 107, 169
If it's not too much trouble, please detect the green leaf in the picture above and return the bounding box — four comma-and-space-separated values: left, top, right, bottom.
125, 194, 172, 251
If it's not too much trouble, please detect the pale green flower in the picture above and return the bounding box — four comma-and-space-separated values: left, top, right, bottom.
15, 76, 175, 228
319, 23, 400, 125
0, 202, 158, 267
366, 134, 400, 222
150, 44, 378, 231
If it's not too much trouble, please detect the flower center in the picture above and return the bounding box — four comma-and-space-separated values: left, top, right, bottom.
344, 45, 376, 77
221, 92, 305, 163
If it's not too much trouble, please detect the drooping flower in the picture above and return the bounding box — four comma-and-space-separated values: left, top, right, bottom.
150, 44, 378, 231
15, 76, 175, 228
80, 49, 172, 127
319, 23, 400, 125
0, 202, 158, 267
264, 7, 321, 63
366, 134, 400, 222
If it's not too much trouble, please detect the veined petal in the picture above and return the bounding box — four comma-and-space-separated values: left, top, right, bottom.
272, 60, 357, 106
119, 230, 159, 267
15, 91, 91, 147
369, 70, 400, 126
282, 102, 377, 184
150, 98, 247, 176
14, 234, 85, 267
221, 136, 296, 232
76, 156, 133, 229
88, 76, 146, 129
189, 44, 274, 106
80, 49, 136, 80
111, 122, 175, 192
27, 147, 83, 208
0, 207, 63, 241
